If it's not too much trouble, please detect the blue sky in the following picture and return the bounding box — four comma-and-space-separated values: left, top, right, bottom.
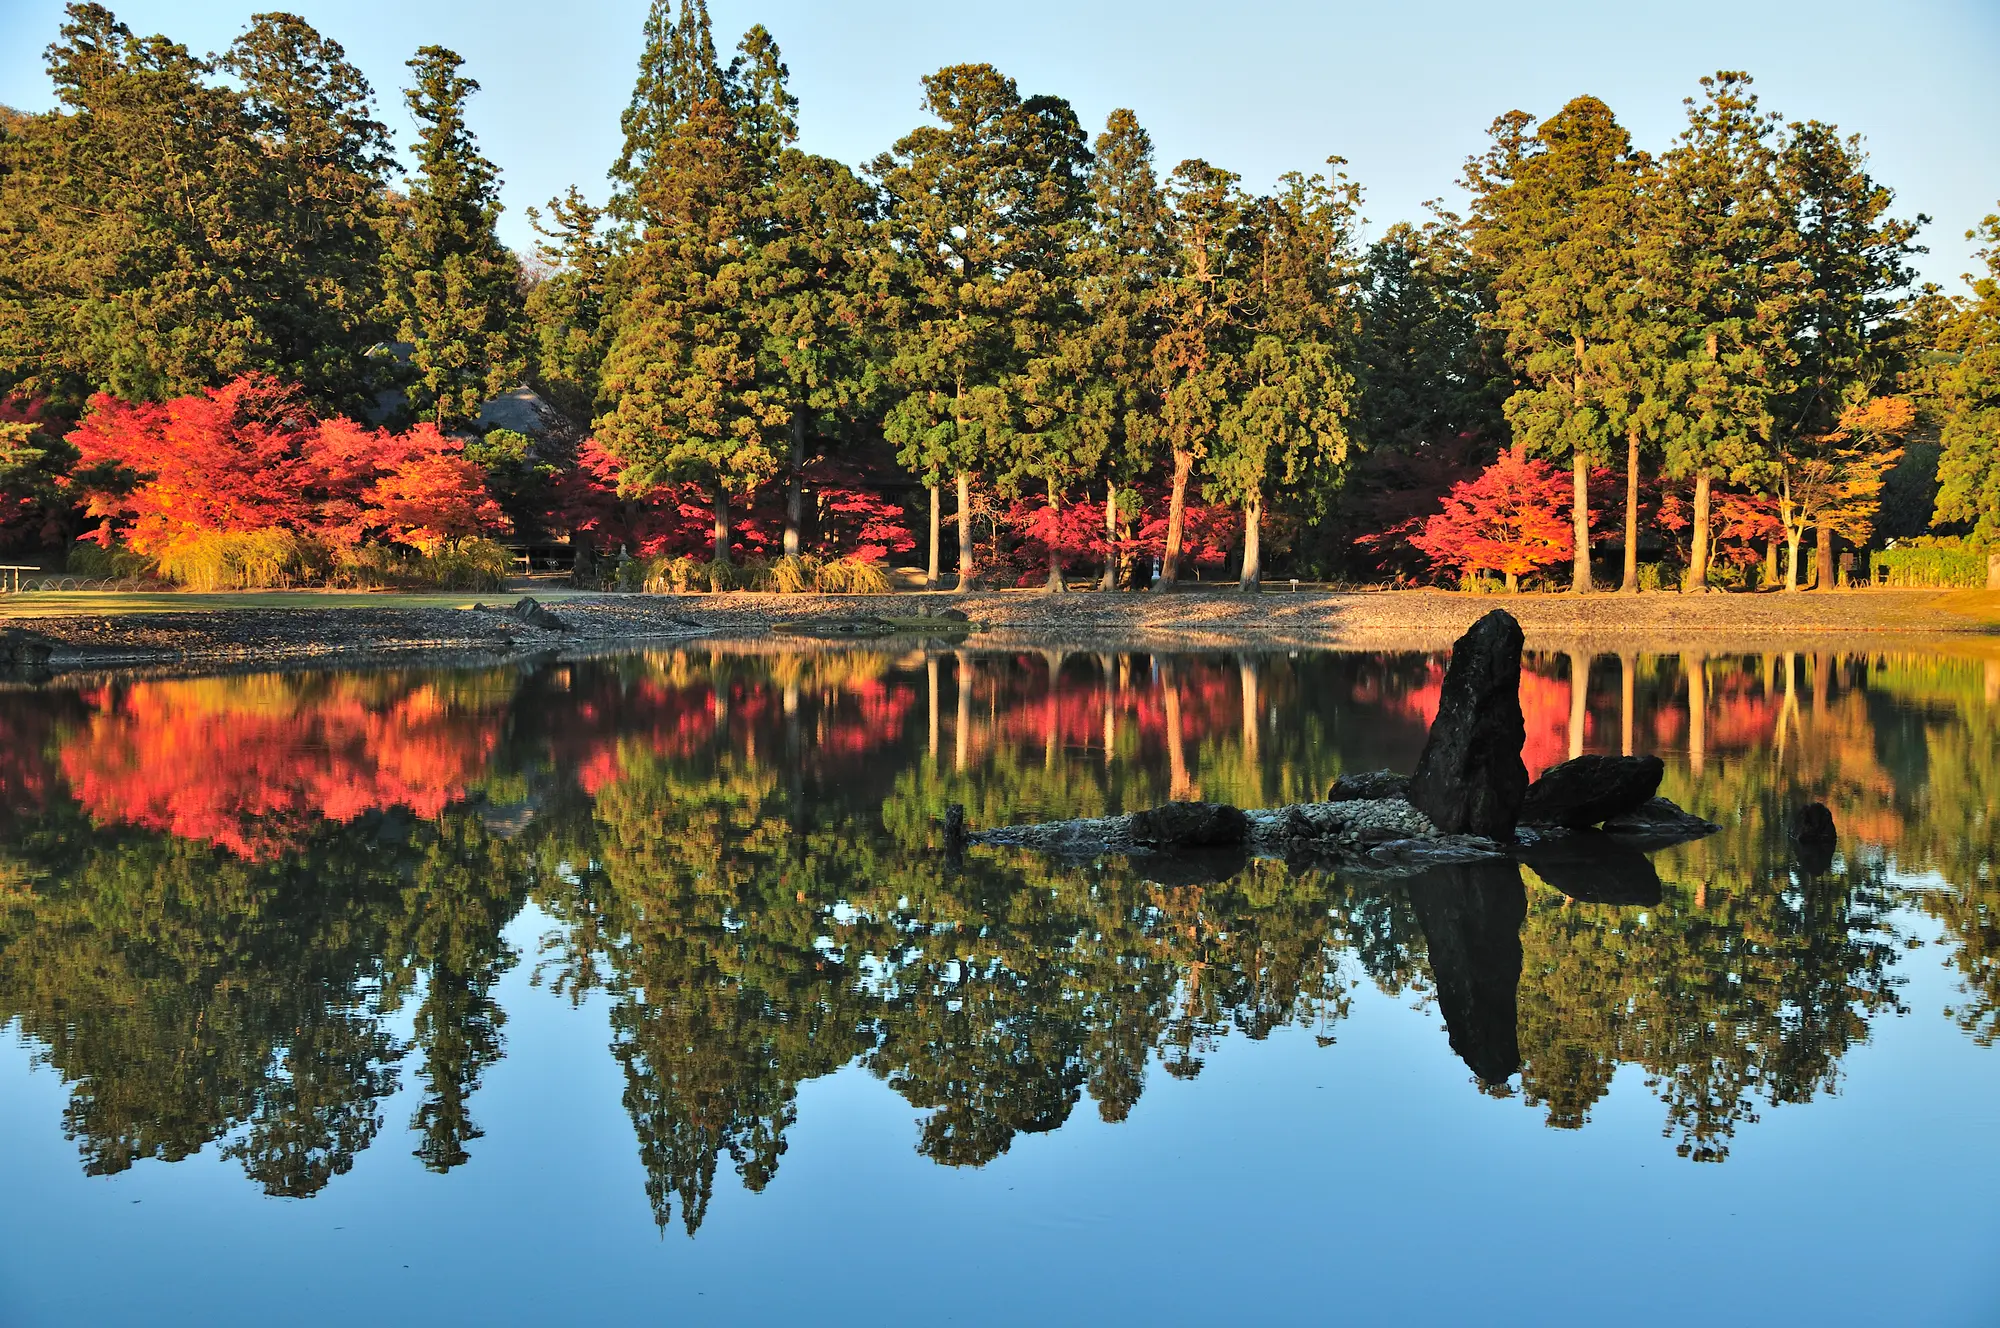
4, 0, 1997, 291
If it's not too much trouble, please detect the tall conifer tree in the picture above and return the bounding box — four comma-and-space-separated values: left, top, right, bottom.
384, 46, 522, 431
1465, 96, 1651, 593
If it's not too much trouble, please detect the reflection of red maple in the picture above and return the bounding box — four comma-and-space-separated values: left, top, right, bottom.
59, 677, 499, 858
1387, 659, 1577, 778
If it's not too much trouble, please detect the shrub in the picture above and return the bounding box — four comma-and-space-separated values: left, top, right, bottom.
153, 529, 321, 591
1870, 542, 1990, 588
67, 541, 157, 579
811, 556, 892, 594
420, 539, 512, 591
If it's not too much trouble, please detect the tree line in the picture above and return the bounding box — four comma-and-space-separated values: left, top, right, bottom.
1, 1, 1994, 590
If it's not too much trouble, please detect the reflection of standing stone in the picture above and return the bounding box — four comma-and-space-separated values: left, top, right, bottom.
1407, 610, 1528, 839
1405, 859, 1526, 1084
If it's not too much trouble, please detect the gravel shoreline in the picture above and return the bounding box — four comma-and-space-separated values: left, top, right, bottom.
1, 586, 1993, 675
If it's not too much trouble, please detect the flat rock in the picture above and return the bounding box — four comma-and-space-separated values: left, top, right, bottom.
1406, 609, 1529, 839
1520, 754, 1665, 829
1328, 770, 1411, 802
0, 627, 54, 667
1600, 796, 1721, 842
510, 597, 568, 632
1129, 801, 1248, 848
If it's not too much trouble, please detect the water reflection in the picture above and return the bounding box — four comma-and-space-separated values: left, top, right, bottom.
0, 645, 1993, 1230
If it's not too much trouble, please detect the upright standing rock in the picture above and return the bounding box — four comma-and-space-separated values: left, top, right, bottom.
1407, 609, 1528, 839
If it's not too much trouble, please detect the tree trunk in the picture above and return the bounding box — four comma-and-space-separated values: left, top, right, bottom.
711, 487, 732, 566
784, 406, 806, 560
1159, 448, 1194, 588
926, 483, 941, 590
1504, 569, 1518, 593
1814, 524, 1835, 592
1763, 536, 1779, 589
955, 471, 976, 592
1100, 481, 1118, 591
1785, 528, 1803, 591
1568, 651, 1589, 760
1571, 452, 1592, 593
1238, 492, 1262, 591
1683, 473, 1711, 593
1044, 481, 1066, 592
1620, 423, 1641, 593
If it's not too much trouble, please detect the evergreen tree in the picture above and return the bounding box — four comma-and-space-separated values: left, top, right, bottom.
222, 12, 400, 417
1933, 207, 2000, 544
1773, 119, 1924, 587
873, 65, 1087, 590
596, 11, 785, 564
1152, 159, 1253, 586
524, 187, 612, 427
1465, 95, 1653, 593
383, 46, 523, 431
1654, 73, 1798, 591
1209, 162, 1362, 588
1074, 109, 1168, 590
0, 4, 388, 411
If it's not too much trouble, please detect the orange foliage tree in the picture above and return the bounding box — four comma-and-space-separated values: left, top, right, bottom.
67, 374, 508, 562
1409, 446, 1577, 590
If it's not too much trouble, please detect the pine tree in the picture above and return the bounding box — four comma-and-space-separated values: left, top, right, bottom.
0, 4, 385, 410
1152, 159, 1252, 586
383, 46, 522, 431
1465, 95, 1652, 594
596, 11, 789, 564
1654, 73, 1798, 591
1772, 119, 1924, 588
1933, 207, 2000, 544
1208, 162, 1361, 588
873, 65, 1085, 590
524, 187, 612, 427
1075, 109, 1168, 589
222, 13, 401, 416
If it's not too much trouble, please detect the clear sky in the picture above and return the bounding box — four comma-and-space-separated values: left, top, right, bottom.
4, 0, 1997, 292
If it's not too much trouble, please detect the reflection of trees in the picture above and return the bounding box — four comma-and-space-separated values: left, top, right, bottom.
0, 806, 526, 1195
1, 644, 1996, 1228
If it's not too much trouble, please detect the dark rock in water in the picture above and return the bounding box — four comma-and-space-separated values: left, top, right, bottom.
510, 597, 568, 632
1130, 846, 1252, 888
925, 606, 971, 623
1517, 833, 1663, 906
1128, 801, 1248, 848
1407, 610, 1528, 840
1328, 770, 1411, 803
0, 628, 54, 667
1404, 858, 1526, 1085
1791, 802, 1837, 846
1521, 754, 1665, 829
1599, 796, 1722, 844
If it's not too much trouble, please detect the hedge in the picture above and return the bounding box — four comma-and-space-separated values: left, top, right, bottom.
1869, 546, 1990, 589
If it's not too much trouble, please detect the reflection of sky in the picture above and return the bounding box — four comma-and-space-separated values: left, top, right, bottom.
3, 901, 1994, 1327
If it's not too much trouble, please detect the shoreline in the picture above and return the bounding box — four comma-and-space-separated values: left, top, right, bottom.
1, 586, 1995, 676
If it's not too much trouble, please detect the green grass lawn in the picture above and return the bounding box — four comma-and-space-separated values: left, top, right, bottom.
0, 588, 600, 618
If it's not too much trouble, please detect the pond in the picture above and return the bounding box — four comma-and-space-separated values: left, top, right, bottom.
1, 644, 1996, 1325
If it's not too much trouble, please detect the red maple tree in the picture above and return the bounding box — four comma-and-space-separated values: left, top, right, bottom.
1409, 446, 1575, 590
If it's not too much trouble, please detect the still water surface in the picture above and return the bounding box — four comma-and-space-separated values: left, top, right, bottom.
1, 645, 1996, 1325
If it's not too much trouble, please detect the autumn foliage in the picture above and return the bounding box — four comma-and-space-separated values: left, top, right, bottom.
1409, 447, 1576, 589
67, 374, 507, 561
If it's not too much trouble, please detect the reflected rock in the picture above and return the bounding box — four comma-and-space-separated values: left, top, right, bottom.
1129, 801, 1248, 848
1521, 754, 1664, 829
1791, 802, 1837, 846
1404, 858, 1526, 1084
1328, 770, 1410, 802
1131, 846, 1252, 888
1407, 610, 1529, 839
1517, 833, 1663, 906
